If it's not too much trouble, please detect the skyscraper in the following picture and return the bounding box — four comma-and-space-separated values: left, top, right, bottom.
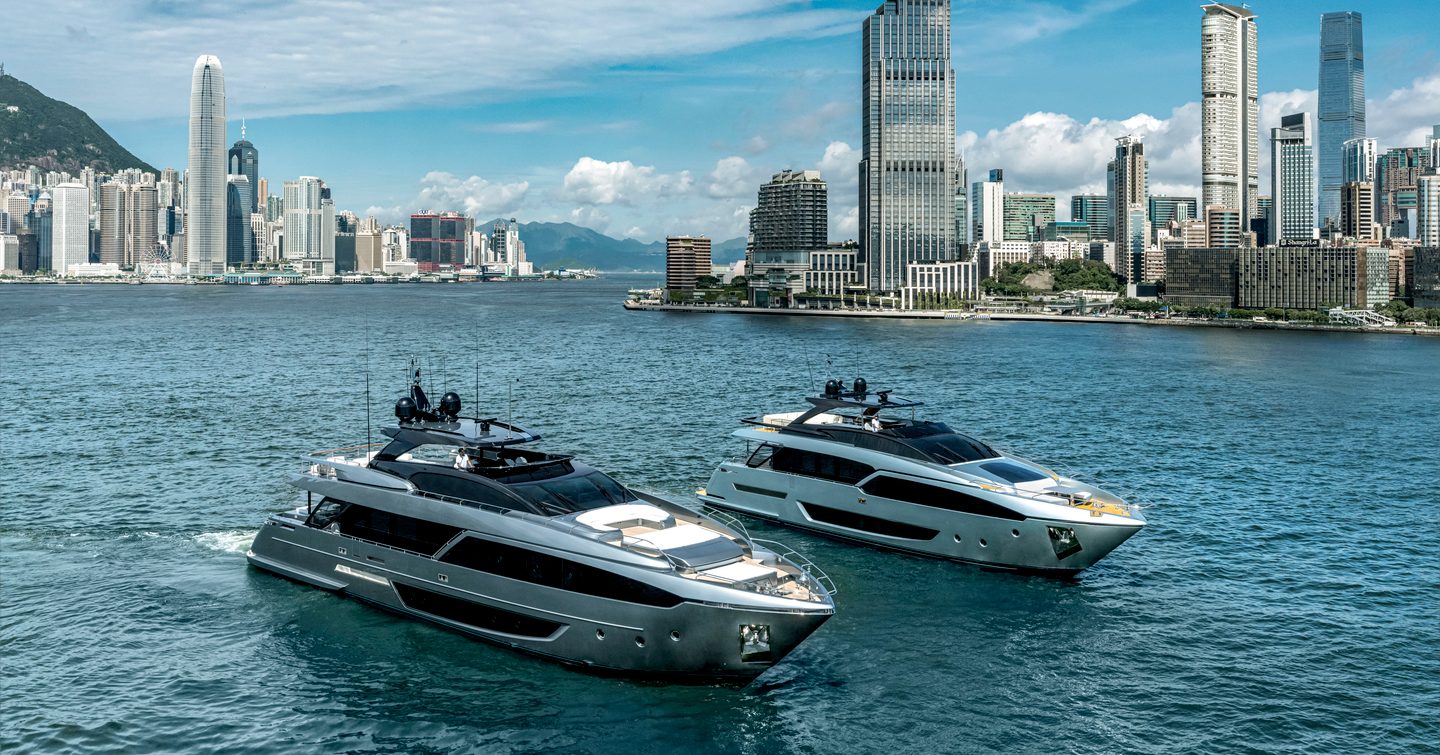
186, 55, 226, 276
748, 169, 828, 305
283, 176, 326, 272
98, 180, 158, 268
1110, 135, 1147, 268
1270, 112, 1316, 242
1201, 4, 1258, 232
1418, 174, 1439, 247
972, 169, 1003, 244
51, 183, 88, 276
1342, 137, 1377, 185
1001, 194, 1055, 242
1340, 181, 1376, 241
228, 125, 259, 213
226, 175, 254, 268
750, 170, 828, 258
1148, 196, 1199, 227
1071, 194, 1109, 241
860, 0, 958, 292
1317, 11, 1364, 231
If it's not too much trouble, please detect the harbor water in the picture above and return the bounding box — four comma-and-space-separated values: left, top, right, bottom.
2, 277, 1437, 754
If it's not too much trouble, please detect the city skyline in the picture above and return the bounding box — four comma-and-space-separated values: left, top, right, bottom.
4, 1, 1438, 244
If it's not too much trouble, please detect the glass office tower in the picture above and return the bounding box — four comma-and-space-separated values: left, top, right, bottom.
1317, 11, 1364, 231
859, 0, 958, 293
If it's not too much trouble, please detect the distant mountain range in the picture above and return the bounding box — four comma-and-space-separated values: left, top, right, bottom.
0, 72, 156, 175
482, 218, 745, 271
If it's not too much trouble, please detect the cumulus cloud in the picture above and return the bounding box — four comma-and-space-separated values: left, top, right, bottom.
1369, 69, 1440, 148
835, 205, 859, 239
959, 106, 1197, 219
414, 171, 529, 217
707, 156, 762, 198
819, 141, 861, 188
561, 157, 692, 205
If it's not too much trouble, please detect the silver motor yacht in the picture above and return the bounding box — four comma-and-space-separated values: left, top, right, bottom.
698, 379, 1145, 575
248, 366, 834, 679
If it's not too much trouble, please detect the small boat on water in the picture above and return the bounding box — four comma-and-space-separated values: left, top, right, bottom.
248, 363, 834, 678
698, 379, 1145, 575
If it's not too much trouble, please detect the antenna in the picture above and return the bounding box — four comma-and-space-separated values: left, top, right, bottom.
241, 118, 246, 141
473, 319, 480, 421
363, 319, 372, 452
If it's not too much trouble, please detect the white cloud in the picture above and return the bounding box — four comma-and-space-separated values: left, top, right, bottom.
743, 136, 771, 155
706, 156, 761, 199
414, 171, 529, 218
1369, 69, 1440, 149
819, 141, 861, 188
959, 107, 1198, 219
10, 0, 860, 120
568, 206, 611, 233
560, 157, 692, 205
835, 205, 859, 239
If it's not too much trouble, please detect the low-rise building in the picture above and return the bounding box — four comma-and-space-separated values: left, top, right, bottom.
976, 240, 1032, 278
1237, 246, 1365, 310
1164, 247, 1237, 307
806, 245, 858, 296
901, 260, 979, 309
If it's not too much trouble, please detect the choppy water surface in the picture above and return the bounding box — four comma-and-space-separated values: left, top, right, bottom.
2, 277, 1437, 754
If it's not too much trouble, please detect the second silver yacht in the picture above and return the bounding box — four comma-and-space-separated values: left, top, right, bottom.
699, 379, 1145, 575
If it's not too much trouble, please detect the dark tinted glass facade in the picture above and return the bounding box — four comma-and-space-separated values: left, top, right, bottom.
1164, 247, 1238, 307
439, 537, 683, 607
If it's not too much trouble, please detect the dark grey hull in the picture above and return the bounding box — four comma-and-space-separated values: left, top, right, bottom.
247, 516, 831, 679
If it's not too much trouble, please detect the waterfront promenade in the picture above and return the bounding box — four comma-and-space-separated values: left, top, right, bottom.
623, 300, 1440, 336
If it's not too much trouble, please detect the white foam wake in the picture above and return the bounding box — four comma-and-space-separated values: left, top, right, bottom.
193, 530, 257, 554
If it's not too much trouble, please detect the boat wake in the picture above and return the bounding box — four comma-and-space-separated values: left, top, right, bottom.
192, 530, 256, 555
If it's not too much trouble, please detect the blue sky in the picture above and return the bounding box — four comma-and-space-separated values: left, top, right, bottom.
10, 0, 1439, 241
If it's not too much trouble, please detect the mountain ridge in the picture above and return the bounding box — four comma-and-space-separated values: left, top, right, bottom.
480, 218, 745, 271
0, 72, 157, 175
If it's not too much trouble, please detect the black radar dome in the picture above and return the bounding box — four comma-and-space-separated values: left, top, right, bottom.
440, 391, 462, 417
394, 397, 418, 421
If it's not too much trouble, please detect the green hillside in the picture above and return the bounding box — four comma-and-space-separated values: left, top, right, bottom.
0, 72, 156, 174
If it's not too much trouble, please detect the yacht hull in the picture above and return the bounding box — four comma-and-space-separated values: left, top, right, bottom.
247, 517, 831, 679
702, 464, 1142, 575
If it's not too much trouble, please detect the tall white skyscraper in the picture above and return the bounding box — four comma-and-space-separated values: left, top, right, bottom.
1418, 175, 1440, 247
1201, 3, 1258, 233
283, 176, 333, 274
51, 183, 89, 276
1270, 112, 1316, 242
971, 169, 1004, 244
186, 55, 226, 277
859, 0, 958, 292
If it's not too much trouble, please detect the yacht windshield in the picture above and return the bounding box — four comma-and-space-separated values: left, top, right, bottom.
510, 472, 637, 514
889, 424, 1000, 464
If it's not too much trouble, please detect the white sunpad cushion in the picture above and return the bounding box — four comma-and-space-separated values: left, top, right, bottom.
702, 560, 776, 584
575, 503, 671, 531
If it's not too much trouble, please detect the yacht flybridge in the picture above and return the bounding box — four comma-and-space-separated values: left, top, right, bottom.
698, 379, 1145, 575
247, 364, 833, 679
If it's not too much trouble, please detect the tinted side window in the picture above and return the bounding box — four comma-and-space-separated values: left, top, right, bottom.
771, 447, 874, 484
440, 537, 683, 608
860, 476, 1026, 521
337, 504, 464, 554
393, 583, 562, 638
